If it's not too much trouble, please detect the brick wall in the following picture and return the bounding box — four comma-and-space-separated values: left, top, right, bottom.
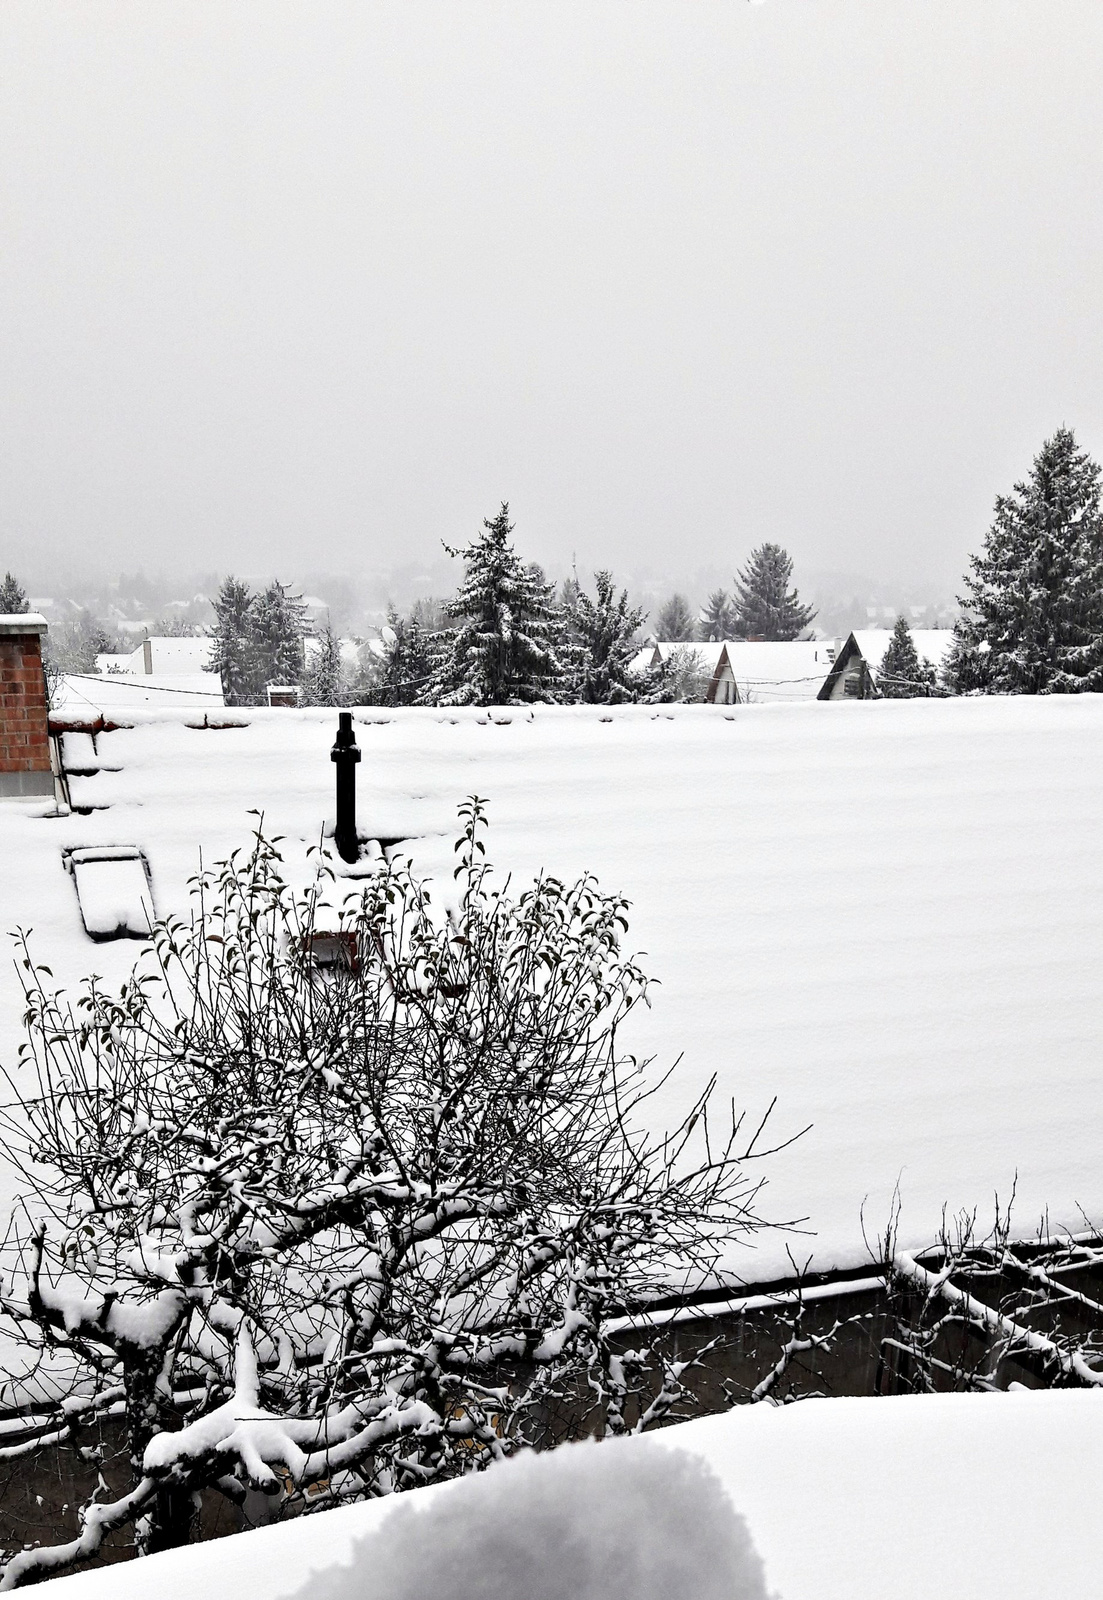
0, 616, 53, 798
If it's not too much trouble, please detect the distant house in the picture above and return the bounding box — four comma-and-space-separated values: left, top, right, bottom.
61, 635, 222, 711
716, 640, 839, 705
818, 630, 954, 700
96, 636, 214, 677
303, 633, 363, 672
631, 640, 840, 705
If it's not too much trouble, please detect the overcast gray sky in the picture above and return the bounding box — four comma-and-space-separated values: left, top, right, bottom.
2, 1, 1102, 590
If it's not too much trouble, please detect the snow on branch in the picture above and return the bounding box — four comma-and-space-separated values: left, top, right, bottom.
0, 801, 776, 1581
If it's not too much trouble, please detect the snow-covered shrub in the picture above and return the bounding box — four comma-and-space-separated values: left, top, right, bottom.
0, 801, 767, 1584
649, 645, 710, 703
288, 1438, 770, 1600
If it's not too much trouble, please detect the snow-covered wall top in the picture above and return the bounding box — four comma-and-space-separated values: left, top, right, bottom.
2, 697, 1101, 1282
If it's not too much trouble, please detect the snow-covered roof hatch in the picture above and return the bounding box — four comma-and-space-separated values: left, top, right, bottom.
64, 846, 155, 941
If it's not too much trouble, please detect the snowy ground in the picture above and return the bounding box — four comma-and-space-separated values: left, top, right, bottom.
34, 1388, 1103, 1600
2, 696, 1103, 1278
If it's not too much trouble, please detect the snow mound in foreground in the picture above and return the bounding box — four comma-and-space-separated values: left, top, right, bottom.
285, 1439, 769, 1600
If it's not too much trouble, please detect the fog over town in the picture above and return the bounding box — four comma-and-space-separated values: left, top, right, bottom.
3, 3, 1101, 607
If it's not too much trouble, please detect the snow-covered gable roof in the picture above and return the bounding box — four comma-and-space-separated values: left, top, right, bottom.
628, 645, 660, 675
653, 641, 728, 671
849, 629, 955, 672
2, 697, 1102, 1287
719, 640, 839, 703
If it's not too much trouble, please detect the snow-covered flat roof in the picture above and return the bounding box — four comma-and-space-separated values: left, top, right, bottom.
2, 696, 1102, 1283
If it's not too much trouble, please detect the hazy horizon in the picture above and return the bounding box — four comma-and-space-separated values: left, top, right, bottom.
3, 2, 1102, 591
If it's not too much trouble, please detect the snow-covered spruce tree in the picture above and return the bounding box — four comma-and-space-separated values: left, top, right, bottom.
356, 606, 434, 706
0, 803, 765, 1583
699, 589, 735, 642
654, 593, 697, 642
301, 623, 347, 707
0, 574, 28, 614
209, 577, 260, 706
876, 617, 938, 698
564, 571, 648, 704
946, 427, 1103, 695
421, 505, 565, 705
732, 545, 815, 641
250, 581, 307, 694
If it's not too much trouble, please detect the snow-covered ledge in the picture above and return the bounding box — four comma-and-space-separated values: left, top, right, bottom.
0, 613, 53, 798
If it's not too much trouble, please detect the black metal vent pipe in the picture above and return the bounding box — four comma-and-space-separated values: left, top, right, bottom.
330, 711, 361, 863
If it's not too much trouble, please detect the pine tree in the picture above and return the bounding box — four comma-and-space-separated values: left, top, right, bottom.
301, 622, 346, 707
209, 578, 259, 707
422, 504, 565, 706
655, 593, 697, 641
564, 570, 648, 703
946, 427, 1103, 695
732, 544, 816, 640
699, 588, 735, 641
0, 572, 28, 613
877, 617, 938, 698
250, 581, 306, 694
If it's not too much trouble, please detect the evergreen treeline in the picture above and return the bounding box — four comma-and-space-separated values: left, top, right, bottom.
16, 427, 1103, 707
204, 507, 674, 708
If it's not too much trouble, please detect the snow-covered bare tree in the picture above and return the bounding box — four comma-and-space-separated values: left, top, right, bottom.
563, 571, 648, 704
871, 1195, 1103, 1396
47, 610, 120, 675
876, 618, 938, 698
647, 645, 710, 703
0, 803, 769, 1584
732, 545, 815, 641
654, 594, 697, 642
422, 505, 565, 705
945, 428, 1103, 695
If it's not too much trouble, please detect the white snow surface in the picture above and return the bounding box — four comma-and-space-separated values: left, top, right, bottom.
284, 1439, 766, 1600
1, 697, 1103, 1278
66, 848, 153, 939
34, 1389, 1103, 1600
52, 673, 223, 711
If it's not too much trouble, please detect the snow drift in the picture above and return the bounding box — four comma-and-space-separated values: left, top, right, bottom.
34, 1388, 1103, 1600
285, 1441, 768, 1600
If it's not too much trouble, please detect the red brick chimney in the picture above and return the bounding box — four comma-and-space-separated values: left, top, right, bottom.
0, 614, 53, 799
